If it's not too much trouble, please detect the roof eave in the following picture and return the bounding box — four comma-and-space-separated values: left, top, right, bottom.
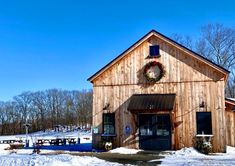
225, 98, 235, 106
87, 30, 156, 82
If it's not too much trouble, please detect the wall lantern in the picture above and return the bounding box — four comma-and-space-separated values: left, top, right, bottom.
103, 103, 110, 113
199, 101, 205, 108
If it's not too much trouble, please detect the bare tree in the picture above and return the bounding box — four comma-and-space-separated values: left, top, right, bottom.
14, 92, 33, 133
172, 24, 235, 97
0, 102, 6, 134
196, 24, 235, 97
73, 90, 92, 129
171, 33, 193, 50
63, 91, 77, 126
46, 89, 64, 127
31, 91, 48, 131
196, 24, 235, 69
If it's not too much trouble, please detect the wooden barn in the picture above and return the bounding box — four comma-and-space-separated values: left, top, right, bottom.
88, 29, 235, 153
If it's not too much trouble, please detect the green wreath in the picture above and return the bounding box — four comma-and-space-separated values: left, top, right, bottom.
143, 61, 165, 82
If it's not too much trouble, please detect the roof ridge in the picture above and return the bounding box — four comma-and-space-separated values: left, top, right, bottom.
88, 29, 230, 82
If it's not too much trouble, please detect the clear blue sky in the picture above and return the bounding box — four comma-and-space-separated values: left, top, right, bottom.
0, 0, 234, 101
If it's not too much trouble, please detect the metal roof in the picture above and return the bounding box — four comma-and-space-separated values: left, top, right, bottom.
127, 94, 176, 112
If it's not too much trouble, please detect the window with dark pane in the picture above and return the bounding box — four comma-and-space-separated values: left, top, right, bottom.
196, 112, 212, 134
139, 114, 170, 136
103, 113, 115, 134
149, 45, 160, 57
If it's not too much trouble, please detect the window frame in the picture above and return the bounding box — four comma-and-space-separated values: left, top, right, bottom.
196, 112, 212, 135
102, 113, 115, 135
149, 45, 160, 57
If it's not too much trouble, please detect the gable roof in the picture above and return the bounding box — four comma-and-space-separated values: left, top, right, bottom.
88, 29, 230, 82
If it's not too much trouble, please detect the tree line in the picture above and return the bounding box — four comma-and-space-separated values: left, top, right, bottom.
0, 89, 92, 135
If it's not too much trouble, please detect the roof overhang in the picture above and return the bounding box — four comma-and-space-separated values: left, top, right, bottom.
225, 98, 235, 106
127, 94, 176, 113
88, 29, 230, 83
225, 98, 235, 112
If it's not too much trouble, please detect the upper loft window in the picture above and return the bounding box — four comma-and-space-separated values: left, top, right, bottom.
149, 45, 160, 57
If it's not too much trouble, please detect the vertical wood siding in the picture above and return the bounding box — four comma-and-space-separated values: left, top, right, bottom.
92, 36, 227, 152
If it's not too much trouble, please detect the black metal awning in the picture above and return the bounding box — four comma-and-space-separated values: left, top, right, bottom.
127, 94, 176, 112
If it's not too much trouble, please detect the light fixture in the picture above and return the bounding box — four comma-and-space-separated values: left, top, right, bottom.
199, 101, 205, 108
103, 103, 110, 110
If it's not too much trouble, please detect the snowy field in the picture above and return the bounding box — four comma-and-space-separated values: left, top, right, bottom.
109, 146, 235, 166
0, 130, 235, 165
158, 146, 235, 166
0, 129, 92, 146
0, 145, 127, 166
0, 130, 130, 166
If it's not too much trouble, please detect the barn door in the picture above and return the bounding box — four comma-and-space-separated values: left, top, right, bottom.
139, 114, 171, 150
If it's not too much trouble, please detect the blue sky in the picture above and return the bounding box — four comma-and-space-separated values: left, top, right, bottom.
0, 0, 234, 101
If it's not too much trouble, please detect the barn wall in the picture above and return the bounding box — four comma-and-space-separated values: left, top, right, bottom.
92, 36, 227, 152
225, 106, 235, 147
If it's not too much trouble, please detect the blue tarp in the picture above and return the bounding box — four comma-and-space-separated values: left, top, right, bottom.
25, 143, 92, 152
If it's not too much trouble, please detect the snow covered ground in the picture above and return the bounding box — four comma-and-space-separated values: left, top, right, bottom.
0, 129, 92, 146
0, 145, 127, 166
0, 130, 235, 165
0, 131, 131, 166
108, 146, 235, 165
0, 154, 124, 166
158, 146, 235, 166
109, 147, 142, 154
